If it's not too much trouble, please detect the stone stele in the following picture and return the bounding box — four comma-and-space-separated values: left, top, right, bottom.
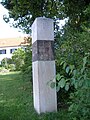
32, 17, 57, 114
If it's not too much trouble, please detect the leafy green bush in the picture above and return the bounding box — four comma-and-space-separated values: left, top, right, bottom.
54, 25, 90, 110
21, 47, 32, 82
55, 53, 90, 119
68, 53, 90, 120
49, 60, 76, 109
50, 53, 90, 114
8, 64, 16, 71
12, 48, 25, 71
56, 61, 75, 92
1, 58, 13, 69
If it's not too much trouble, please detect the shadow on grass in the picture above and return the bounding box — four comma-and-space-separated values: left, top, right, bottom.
0, 72, 21, 81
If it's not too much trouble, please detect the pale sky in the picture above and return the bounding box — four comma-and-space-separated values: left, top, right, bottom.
0, 4, 24, 38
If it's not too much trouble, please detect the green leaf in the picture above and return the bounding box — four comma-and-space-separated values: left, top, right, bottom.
60, 61, 65, 66
83, 56, 87, 65
72, 118, 77, 120
70, 65, 74, 73
63, 62, 67, 70
66, 79, 70, 82
73, 70, 77, 76
68, 104, 74, 111
56, 74, 64, 81
58, 78, 66, 88
50, 82, 56, 88
56, 73, 60, 81
66, 66, 70, 73
65, 83, 70, 91
71, 77, 76, 85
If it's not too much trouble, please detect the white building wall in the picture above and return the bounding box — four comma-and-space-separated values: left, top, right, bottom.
0, 46, 22, 63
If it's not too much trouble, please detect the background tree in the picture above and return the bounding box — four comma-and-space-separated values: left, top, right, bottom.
1, 0, 90, 33
1, 0, 62, 33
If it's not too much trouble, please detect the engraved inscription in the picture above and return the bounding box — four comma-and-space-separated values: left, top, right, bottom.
32, 40, 54, 61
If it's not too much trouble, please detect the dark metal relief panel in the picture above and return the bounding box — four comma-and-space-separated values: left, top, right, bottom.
32, 40, 54, 62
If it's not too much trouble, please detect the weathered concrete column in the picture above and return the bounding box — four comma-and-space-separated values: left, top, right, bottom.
32, 17, 57, 114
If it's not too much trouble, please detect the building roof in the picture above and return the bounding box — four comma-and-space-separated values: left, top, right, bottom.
0, 37, 29, 48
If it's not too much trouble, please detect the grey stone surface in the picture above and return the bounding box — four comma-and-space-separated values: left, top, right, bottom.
32, 40, 54, 62
32, 17, 57, 114
32, 17, 54, 44
32, 61, 57, 114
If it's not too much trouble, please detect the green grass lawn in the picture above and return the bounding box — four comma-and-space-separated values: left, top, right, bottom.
0, 72, 70, 120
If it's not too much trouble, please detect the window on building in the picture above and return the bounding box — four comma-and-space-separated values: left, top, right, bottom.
22, 47, 27, 51
10, 48, 17, 53
0, 49, 6, 54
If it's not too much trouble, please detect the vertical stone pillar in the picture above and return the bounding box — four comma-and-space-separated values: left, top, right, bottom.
32, 17, 57, 114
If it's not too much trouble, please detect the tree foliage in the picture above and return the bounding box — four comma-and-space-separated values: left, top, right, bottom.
68, 54, 90, 120
1, 0, 61, 33
1, 0, 90, 33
